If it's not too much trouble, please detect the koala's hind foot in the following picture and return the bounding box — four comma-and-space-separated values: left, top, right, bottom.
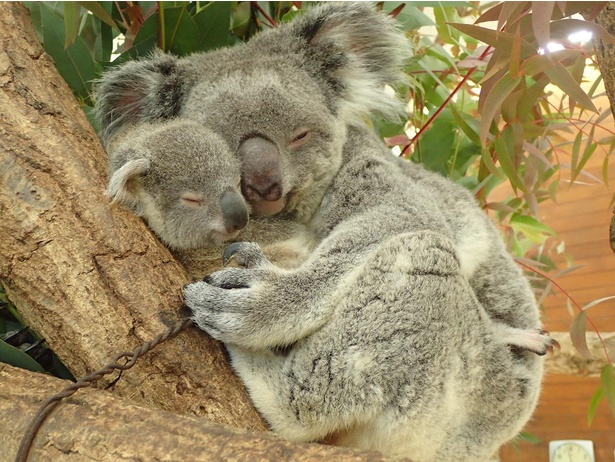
494, 324, 560, 356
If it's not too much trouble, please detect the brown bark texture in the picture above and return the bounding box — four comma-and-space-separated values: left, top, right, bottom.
0, 2, 265, 430
583, 3, 615, 253
1, 364, 389, 462
590, 3, 615, 121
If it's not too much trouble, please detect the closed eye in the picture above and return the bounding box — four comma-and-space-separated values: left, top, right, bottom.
289, 129, 311, 148
180, 193, 206, 208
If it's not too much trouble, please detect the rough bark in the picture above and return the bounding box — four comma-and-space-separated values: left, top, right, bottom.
0, 2, 265, 430
588, 3, 615, 121
545, 332, 615, 376
584, 3, 615, 253
0, 364, 389, 462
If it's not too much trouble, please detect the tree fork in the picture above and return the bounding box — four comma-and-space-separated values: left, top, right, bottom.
0, 2, 265, 430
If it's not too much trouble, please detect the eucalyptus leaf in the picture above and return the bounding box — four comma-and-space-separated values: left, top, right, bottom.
40, 2, 98, 101
601, 364, 615, 417
163, 6, 200, 55
588, 386, 603, 426
0, 339, 46, 374
193, 2, 234, 52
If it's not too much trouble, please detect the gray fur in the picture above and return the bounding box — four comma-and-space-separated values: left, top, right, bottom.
106, 119, 249, 250
184, 127, 551, 461
95, 3, 551, 461
106, 118, 311, 276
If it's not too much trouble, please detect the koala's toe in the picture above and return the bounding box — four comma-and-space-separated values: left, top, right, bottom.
223, 242, 268, 268
205, 268, 253, 289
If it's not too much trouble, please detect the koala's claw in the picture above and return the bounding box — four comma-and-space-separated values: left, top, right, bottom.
223, 242, 244, 266
223, 242, 269, 268
511, 329, 560, 356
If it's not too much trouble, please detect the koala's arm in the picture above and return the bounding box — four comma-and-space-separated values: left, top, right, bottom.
183, 210, 396, 351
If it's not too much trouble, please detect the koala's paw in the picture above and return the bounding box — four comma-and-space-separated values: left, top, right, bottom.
183, 279, 254, 344
509, 328, 560, 356
223, 242, 269, 268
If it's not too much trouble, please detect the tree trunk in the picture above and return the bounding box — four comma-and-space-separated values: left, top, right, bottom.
1, 364, 388, 462
588, 3, 615, 121
0, 2, 265, 430
584, 3, 615, 253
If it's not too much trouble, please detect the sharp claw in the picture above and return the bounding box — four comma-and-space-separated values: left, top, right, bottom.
223, 242, 243, 266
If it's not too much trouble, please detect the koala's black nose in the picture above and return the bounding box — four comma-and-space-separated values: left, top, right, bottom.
237, 137, 283, 203
220, 190, 249, 233
242, 179, 282, 202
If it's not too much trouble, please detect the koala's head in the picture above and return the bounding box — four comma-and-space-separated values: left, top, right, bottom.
107, 120, 248, 249
95, 3, 409, 222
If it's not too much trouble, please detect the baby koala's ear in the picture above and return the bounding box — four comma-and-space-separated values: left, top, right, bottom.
107, 157, 151, 210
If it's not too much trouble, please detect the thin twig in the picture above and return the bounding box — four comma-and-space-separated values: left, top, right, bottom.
251, 2, 277, 28
401, 46, 493, 157
516, 260, 613, 365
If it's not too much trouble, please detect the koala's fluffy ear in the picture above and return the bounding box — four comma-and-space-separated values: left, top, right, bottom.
107, 157, 151, 209
289, 3, 410, 123
93, 51, 186, 146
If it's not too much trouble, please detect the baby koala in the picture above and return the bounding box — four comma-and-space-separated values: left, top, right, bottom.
107, 119, 248, 249
106, 119, 310, 277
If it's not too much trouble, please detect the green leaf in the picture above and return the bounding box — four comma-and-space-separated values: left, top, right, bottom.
77, 1, 118, 29
193, 2, 234, 52
494, 126, 528, 194
450, 105, 480, 146
588, 386, 603, 426
570, 130, 583, 177
480, 148, 506, 182
163, 5, 200, 55
0, 339, 46, 374
381, 3, 435, 30
51, 352, 76, 381
569, 310, 592, 358
509, 213, 555, 244
117, 13, 159, 62
372, 116, 407, 139
63, 2, 82, 48
415, 111, 456, 175
40, 3, 98, 100
571, 126, 597, 184
23, 2, 44, 42
601, 364, 615, 418
515, 431, 542, 445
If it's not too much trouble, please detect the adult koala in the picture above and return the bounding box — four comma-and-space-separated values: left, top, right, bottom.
95, 3, 552, 461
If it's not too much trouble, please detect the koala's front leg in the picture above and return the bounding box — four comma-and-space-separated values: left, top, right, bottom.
183, 242, 332, 350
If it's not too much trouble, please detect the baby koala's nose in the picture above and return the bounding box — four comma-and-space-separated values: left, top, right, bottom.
220, 189, 249, 233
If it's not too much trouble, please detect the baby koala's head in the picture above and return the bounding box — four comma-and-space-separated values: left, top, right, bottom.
106, 119, 248, 249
